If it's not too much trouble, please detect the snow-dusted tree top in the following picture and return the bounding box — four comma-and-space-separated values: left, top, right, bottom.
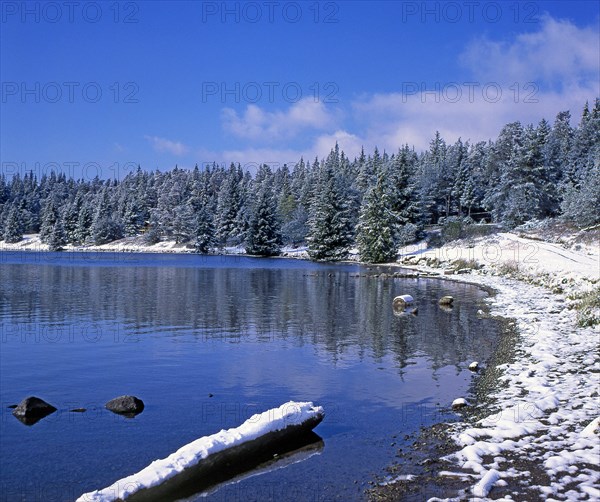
1, 100, 598, 261
77, 401, 324, 502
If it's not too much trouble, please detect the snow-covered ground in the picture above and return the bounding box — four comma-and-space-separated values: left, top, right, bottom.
77, 401, 324, 502
0, 234, 312, 258
396, 230, 600, 501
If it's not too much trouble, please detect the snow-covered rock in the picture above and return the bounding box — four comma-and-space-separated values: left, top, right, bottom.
77, 401, 324, 502
452, 398, 468, 409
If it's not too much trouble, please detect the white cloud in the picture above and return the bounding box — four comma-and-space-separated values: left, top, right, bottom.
187, 15, 598, 165
460, 14, 600, 88
144, 135, 189, 156
221, 98, 338, 141
313, 130, 364, 160
352, 15, 599, 151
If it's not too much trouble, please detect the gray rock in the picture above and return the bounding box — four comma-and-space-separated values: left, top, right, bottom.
438, 296, 454, 306
105, 395, 145, 416
12, 396, 57, 425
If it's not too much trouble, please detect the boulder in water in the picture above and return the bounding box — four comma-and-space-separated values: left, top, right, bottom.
12, 396, 57, 425
438, 296, 454, 306
105, 395, 144, 416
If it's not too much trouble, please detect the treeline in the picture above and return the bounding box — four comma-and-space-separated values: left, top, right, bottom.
1, 100, 598, 262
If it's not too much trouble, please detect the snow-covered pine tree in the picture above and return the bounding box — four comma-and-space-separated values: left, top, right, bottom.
215, 164, 244, 246
90, 189, 123, 245
245, 171, 282, 257
418, 131, 448, 224
47, 218, 67, 251
76, 197, 95, 244
194, 205, 216, 253
356, 174, 398, 263
3, 204, 24, 243
561, 160, 600, 227
545, 111, 573, 189
388, 144, 420, 225
307, 149, 354, 261
39, 196, 62, 243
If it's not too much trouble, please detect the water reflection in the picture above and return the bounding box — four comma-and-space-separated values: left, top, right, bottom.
0, 255, 496, 372
0, 253, 502, 501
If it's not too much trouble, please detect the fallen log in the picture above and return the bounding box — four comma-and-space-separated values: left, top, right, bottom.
77, 401, 324, 502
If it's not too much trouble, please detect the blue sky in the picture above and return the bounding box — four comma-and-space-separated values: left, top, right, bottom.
1, 1, 599, 179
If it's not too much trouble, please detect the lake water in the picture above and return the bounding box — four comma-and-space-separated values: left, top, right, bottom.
0, 252, 503, 501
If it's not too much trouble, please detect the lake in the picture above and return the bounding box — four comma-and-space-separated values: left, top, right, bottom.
0, 252, 503, 501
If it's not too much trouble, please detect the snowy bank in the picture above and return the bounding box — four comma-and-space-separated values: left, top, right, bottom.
77, 401, 324, 502
0, 234, 311, 258
396, 230, 599, 500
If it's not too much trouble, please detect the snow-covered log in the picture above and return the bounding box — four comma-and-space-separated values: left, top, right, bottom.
77, 401, 324, 502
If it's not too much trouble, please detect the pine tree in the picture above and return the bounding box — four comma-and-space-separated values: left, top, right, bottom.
47, 219, 67, 251
215, 164, 244, 246
307, 150, 354, 261
90, 189, 123, 244
561, 161, 600, 227
39, 196, 61, 243
388, 145, 420, 225
76, 199, 95, 244
356, 175, 397, 263
3, 205, 23, 243
245, 178, 282, 256
194, 205, 216, 253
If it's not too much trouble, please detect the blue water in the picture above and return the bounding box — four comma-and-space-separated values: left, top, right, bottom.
0, 252, 502, 501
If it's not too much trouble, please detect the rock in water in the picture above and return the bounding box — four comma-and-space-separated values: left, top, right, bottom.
12, 396, 57, 425
105, 395, 145, 416
452, 398, 468, 409
468, 361, 479, 371
438, 296, 454, 306
393, 294, 414, 308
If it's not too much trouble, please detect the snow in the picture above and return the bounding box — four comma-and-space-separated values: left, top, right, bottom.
395, 294, 414, 304
397, 230, 600, 501
452, 398, 468, 408
472, 469, 501, 497
0, 234, 313, 259
76, 401, 323, 502
378, 473, 417, 486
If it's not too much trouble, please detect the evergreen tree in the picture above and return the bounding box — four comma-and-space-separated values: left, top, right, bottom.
356, 175, 398, 263
245, 177, 282, 256
47, 219, 67, 251
388, 145, 420, 225
215, 164, 243, 246
561, 161, 600, 227
307, 150, 354, 261
90, 189, 123, 244
194, 205, 216, 253
39, 196, 61, 243
3, 205, 23, 243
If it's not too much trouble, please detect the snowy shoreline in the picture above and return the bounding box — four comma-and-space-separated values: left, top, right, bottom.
2, 231, 599, 500
388, 231, 600, 500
